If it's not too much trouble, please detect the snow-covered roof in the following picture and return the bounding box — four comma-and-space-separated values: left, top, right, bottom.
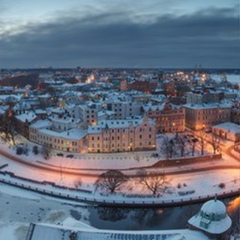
39, 128, 87, 140
27, 223, 210, 240
49, 116, 74, 124
212, 122, 240, 134
184, 102, 231, 110
30, 119, 52, 129
0, 94, 21, 101
35, 109, 48, 115
15, 111, 37, 123
88, 118, 150, 134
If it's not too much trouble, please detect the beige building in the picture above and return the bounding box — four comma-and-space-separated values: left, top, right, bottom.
29, 119, 87, 153
212, 122, 240, 142
184, 103, 231, 130
88, 116, 156, 153
143, 102, 185, 133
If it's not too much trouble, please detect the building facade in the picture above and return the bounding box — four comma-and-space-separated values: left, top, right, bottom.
184, 103, 231, 130
29, 120, 87, 153
143, 102, 185, 133
87, 116, 156, 153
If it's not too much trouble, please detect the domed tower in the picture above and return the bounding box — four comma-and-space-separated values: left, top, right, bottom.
188, 198, 232, 238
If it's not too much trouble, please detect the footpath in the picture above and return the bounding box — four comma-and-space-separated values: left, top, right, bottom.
0, 145, 239, 207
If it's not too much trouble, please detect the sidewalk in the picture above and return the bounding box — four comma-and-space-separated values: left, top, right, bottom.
0, 171, 239, 208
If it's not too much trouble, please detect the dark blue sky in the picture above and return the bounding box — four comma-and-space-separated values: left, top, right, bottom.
0, 0, 239, 68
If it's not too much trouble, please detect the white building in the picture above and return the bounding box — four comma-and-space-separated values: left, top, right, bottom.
212, 122, 240, 142
78, 102, 100, 128
29, 119, 87, 153
88, 116, 156, 153
105, 100, 141, 120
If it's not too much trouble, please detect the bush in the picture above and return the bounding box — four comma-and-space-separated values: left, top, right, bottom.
16, 147, 23, 155
42, 147, 50, 160
218, 183, 225, 189
32, 145, 39, 155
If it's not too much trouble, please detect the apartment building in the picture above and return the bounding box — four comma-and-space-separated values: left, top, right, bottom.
184, 103, 231, 130
143, 102, 185, 133
87, 116, 156, 153
29, 119, 87, 153
105, 100, 141, 119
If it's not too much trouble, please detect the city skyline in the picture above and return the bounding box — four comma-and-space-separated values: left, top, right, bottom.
0, 0, 239, 68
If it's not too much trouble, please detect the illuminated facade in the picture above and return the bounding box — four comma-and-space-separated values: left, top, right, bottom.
143, 102, 185, 133
184, 103, 231, 130
29, 120, 87, 153
87, 116, 156, 153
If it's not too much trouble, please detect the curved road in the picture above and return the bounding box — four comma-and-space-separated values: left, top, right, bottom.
0, 145, 239, 179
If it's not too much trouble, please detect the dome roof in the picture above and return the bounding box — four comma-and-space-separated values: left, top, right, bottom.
188, 199, 232, 235
200, 199, 226, 220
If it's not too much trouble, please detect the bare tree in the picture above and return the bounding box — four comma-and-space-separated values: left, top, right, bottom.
95, 170, 128, 194
0, 108, 17, 145
41, 146, 51, 160
161, 136, 175, 159
175, 134, 187, 157
137, 169, 171, 196
190, 137, 198, 156
197, 130, 206, 155
209, 133, 221, 154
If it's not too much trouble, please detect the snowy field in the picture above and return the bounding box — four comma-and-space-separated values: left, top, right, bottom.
0, 135, 239, 239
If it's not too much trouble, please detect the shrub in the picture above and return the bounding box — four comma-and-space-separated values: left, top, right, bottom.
177, 183, 181, 189
16, 147, 23, 155
218, 183, 225, 189
32, 145, 39, 155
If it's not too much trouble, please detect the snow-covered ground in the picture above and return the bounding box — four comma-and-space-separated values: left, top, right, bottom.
0, 134, 239, 239
210, 74, 240, 85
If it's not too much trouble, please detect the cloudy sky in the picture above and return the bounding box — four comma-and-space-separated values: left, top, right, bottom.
0, 0, 239, 68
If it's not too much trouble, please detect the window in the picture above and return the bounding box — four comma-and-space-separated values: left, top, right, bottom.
92, 136, 94, 140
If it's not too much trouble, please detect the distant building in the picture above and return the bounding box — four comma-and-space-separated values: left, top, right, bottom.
231, 100, 240, 125
129, 80, 157, 94
78, 102, 99, 128
162, 80, 176, 97
14, 111, 37, 138
120, 79, 128, 91
105, 100, 141, 120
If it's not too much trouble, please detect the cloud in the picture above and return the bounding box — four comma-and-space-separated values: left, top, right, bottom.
0, 6, 238, 68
